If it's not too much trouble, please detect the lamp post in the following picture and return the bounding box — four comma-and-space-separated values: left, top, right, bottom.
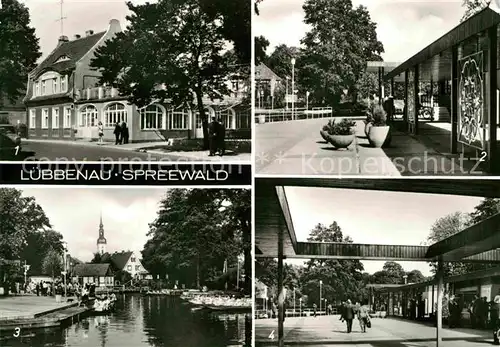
293, 287, 296, 316
325, 298, 328, 315
299, 297, 302, 317
403, 275, 408, 284
291, 58, 296, 120
62, 242, 67, 298
306, 91, 310, 111
319, 280, 323, 315
285, 77, 289, 110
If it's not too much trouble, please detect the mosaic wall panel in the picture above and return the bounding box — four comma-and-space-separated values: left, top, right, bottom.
407, 69, 415, 123
458, 51, 485, 150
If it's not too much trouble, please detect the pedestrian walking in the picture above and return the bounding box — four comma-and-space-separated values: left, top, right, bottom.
121, 122, 129, 144
97, 121, 104, 144
313, 303, 317, 317
113, 122, 121, 145
358, 301, 371, 333
344, 299, 355, 333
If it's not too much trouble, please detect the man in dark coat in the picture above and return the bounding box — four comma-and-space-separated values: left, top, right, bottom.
344, 299, 355, 333
113, 122, 121, 145
121, 122, 129, 144
208, 116, 218, 156
217, 117, 226, 156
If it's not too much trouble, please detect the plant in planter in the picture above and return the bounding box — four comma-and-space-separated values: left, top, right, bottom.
320, 124, 329, 142
367, 105, 390, 148
364, 110, 374, 137
324, 118, 356, 149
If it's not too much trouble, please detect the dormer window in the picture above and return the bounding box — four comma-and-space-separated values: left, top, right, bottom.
54, 55, 71, 63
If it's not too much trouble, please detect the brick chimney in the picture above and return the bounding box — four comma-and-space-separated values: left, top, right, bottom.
85, 30, 94, 36
57, 35, 69, 47
74, 34, 81, 40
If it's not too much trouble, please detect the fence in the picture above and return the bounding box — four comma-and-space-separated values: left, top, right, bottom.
255, 307, 339, 319
254, 107, 333, 123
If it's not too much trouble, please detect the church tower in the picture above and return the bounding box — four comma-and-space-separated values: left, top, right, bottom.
96, 213, 107, 255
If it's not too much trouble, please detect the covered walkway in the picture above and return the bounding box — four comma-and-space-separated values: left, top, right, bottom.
255, 178, 500, 346
384, 7, 500, 174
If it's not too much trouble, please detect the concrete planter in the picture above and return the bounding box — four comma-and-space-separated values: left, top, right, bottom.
364, 122, 373, 137
258, 115, 265, 124
320, 130, 328, 142
326, 134, 355, 149
368, 126, 389, 148
55, 294, 62, 303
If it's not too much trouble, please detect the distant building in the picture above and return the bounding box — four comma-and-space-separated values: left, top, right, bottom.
96, 214, 107, 255
111, 251, 151, 280
254, 63, 283, 109
72, 263, 114, 287
0, 96, 26, 125
24, 19, 250, 142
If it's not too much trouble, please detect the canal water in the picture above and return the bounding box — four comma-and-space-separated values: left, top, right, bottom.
2, 294, 251, 347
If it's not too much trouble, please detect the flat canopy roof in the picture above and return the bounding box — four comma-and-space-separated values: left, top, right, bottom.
385, 7, 500, 81
255, 178, 500, 263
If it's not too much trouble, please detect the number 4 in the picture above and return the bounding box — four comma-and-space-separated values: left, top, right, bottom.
268, 330, 275, 340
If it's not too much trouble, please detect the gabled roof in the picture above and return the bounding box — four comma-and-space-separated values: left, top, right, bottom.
110, 251, 133, 270
73, 263, 113, 277
255, 63, 282, 81
31, 32, 106, 78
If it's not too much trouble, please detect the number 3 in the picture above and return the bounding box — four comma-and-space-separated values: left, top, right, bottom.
13, 327, 20, 337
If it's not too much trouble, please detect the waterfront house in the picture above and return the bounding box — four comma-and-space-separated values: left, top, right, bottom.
72, 263, 114, 287
110, 251, 151, 280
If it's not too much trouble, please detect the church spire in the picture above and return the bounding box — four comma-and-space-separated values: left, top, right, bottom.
97, 212, 107, 255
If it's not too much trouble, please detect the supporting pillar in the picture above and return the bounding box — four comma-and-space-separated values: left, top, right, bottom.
414, 65, 420, 135
404, 70, 409, 129
391, 78, 395, 97
451, 45, 459, 154
430, 78, 434, 108
277, 223, 284, 347
436, 258, 444, 346
487, 26, 498, 173
378, 67, 383, 105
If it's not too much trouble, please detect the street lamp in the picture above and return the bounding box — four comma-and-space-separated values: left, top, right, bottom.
62, 242, 68, 298
285, 77, 290, 110
319, 280, 323, 315
299, 297, 302, 317
325, 298, 328, 315
306, 91, 310, 111
403, 275, 408, 284
293, 288, 296, 316
291, 58, 296, 120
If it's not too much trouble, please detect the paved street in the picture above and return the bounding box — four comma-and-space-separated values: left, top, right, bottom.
255, 118, 485, 176
0, 295, 76, 320
15, 140, 250, 162
255, 315, 492, 346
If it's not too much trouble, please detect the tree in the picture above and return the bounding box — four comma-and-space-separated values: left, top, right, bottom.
255, 36, 270, 65
255, 0, 263, 14
406, 269, 425, 284
0, 188, 52, 260
91, 0, 238, 150
19, 229, 64, 275
299, 0, 383, 106
42, 249, 63, 290
267, 44, 300, 80
461, 0, 488, 22
141, 189, 250, 293
468, 198, 500, 225
300, 222, 366, 305
0, 0, 41, 107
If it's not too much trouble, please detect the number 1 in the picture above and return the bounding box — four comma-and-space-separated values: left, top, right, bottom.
15, 146, 20, 156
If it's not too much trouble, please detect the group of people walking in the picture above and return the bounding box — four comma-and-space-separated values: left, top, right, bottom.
339, 300, 371, 333
96, 121, 129, 145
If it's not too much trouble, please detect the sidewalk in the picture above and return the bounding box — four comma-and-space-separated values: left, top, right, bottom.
255, 119, 487, 175
255, 315, 491, 346
23, 138, 251, 162
0, 295, 77, 321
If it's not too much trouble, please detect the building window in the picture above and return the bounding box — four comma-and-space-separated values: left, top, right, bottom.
41, 109, 49, 129
53, 78, 59, 94
104, 103, 127, 127
169, 109, 189, 130
41, 80, 46, 95
140, 104, 165, 130
236, 110, 250, 129
79, 105, 98, 127
64, 106, 71, 128
52, 108, 59, 129
135, 265, 140, 271
61, 75, 67, 92
29, 109, 36, 128
131, 257, 135, 262
127, 265, 132, 271
35, 82, 40, 97
217, 109, 235, 129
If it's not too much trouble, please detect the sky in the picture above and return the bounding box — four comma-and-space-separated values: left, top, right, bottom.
19, 187, 167, 263
254, 0, 499, 63
283, 186, 483, 276
22, 0, 152, 61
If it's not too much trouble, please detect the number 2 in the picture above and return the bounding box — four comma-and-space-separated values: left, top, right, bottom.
268, 330, 275, 340
479, 151, 487, 162
13, 327, 20, 337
